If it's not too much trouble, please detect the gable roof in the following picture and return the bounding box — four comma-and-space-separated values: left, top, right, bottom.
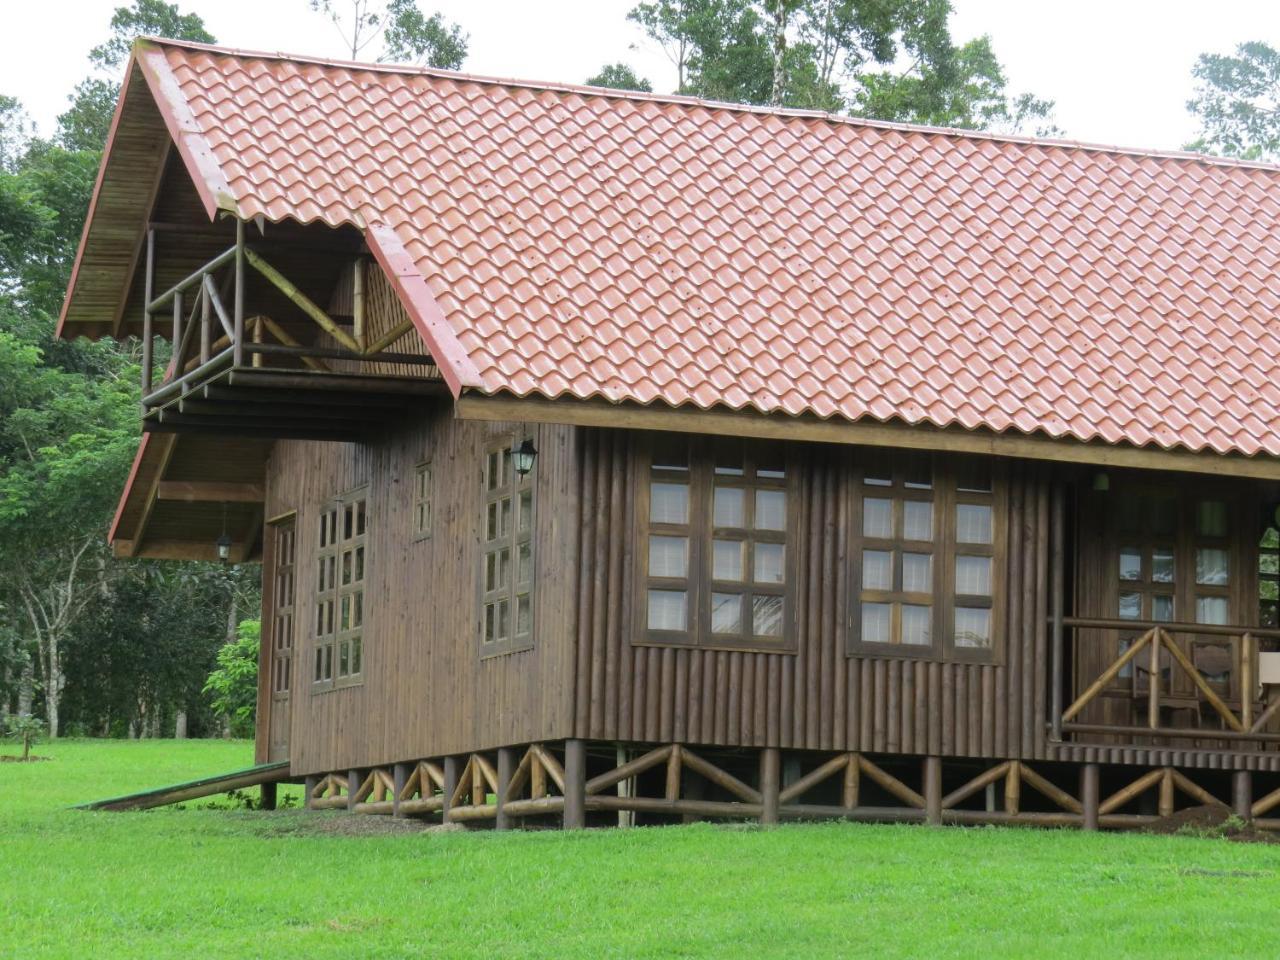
61, 38, 1280, 460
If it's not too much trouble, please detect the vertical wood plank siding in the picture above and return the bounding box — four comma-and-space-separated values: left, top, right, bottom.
268, 411, 579, 775
571, 430, 1052, 761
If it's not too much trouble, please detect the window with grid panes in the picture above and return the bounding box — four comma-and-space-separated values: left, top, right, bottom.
413, 461, 432, 540
849, 452, 1003, 659
637, 435, 795, 649
313, 490, 367, 689
270, 517, 296, 697
480, 438, 535, 655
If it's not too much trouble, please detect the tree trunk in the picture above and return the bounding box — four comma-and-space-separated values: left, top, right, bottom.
16, 660, 33, 716
45, 630, 62, 738
174, 711, 188, 739
769, 1, 788, 105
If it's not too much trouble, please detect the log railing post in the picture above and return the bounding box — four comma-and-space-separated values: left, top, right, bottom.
392, 762, 409, 818
924, 756, 942, 826
442, 756, 459, 823
1050, 482, 1065, 741
759, 747, 780, 826
200, 273, 212, 365
233, 218, 245, 368
1241, 633, 1254, 732
563, 739, 586, 830
141, 228, 155, 403
1148, 631, 1161, 730
1081, 763, 1099, 831
1233, 770, 1252, 821
171, 290, 182, 380
496, 747, 516, 831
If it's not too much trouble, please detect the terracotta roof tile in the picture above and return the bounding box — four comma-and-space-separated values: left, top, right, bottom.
126, 39, 1280, 458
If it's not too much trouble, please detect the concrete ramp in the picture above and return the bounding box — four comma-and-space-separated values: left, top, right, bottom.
78, 760, 291, 811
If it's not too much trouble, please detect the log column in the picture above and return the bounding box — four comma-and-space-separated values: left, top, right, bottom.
760, 748, 780, 826
304, 775, 318, 811
260, 781, 278, 812
1233, 770, 1252, 821
496, 747, 516, 831
924, 756, 942, 826
442, 756, 460, 823
347, 769, 360, 811
564, 739, 586, 830
392, 762, 410, 818
1081, 763, 1099, 831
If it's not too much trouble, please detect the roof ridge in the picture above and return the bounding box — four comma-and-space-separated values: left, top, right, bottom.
135, 35, 1280, 177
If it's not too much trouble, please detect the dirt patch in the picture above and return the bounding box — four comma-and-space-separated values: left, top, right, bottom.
1144, 804, 1280, 844
0, 754, 52, 762
249, 808, 468, 838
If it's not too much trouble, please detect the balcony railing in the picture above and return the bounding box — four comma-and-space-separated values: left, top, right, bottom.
1055, 616, 1280, 750
141, 220, 438, 400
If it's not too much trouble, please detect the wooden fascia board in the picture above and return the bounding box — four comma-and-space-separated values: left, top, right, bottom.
110, 139, 173, 339
126, 432, 179, 557
454, 394, 1280, 482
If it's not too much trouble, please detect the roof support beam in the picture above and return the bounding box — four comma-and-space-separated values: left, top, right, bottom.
454, 394, 1280, 482
156, 481, 265, 503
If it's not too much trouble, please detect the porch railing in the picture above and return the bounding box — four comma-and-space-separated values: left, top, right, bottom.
139, 219, 436, 410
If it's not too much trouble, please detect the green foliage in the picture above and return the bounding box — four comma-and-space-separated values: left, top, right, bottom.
4, 712, 46, 759
203, 621, 261, 738
55, 1, 215, 153
0, 96, 32, 173
587, 63, 654, 92
628, 0, 1055, 132
309, 0, 468, 67
1188, 41, 1280, 160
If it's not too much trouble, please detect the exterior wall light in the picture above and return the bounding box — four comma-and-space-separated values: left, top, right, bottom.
216, 533, 232, 562
512, 438, 538, 477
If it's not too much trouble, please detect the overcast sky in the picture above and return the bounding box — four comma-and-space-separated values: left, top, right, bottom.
2, 0, 1278, 153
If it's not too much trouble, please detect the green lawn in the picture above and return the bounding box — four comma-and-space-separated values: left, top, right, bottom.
3, 740, 1280, 959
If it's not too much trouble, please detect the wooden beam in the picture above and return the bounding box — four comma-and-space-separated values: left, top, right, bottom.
244, 248, 361, 352
454, 394, 1280, 481
156, 481, 265, 503
364, 319, 415, 356
126, 432, 178, 558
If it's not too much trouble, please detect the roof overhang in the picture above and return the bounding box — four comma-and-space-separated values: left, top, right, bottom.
455, 393, 1280, 482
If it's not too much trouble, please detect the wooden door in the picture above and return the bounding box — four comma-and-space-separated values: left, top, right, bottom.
266, 516, 297, 761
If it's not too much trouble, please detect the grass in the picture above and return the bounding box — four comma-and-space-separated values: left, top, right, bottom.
4, 740, 1280, 959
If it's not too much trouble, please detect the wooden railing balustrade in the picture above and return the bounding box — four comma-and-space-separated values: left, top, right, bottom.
1053, 615, 1280, 749
139, 218, 436, 413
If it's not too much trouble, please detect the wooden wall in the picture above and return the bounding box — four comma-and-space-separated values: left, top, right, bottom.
570, 429, 1054, 762
265, 409, 579, 775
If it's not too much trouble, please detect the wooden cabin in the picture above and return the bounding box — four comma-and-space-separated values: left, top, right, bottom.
59, 37, 1280, 829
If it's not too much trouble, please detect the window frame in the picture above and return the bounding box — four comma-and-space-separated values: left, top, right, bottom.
478, 435, 536, 658
412, 459, 433, 542
312, 486, 368, 693
269, 514, 297, 700
846, 451, 1006, 663
633, 434, 800, 653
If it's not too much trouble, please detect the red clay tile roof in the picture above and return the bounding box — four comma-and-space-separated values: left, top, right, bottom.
97, 40, 1280, 456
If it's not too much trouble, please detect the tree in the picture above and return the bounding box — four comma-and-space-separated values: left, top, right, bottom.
56, 1, 215, 154
0, 97, 32, 174
203, 620, 261, 739
587, 63, 654, 92
628, 0, 1055, 132
309, 0, 468, 68
1188, 42, 1280, 160
4, 713, 45, 760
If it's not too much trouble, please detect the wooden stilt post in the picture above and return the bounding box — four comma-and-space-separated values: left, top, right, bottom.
564, 739, 586, 830
1004, 761, 1021, 815
496, 747, 516, 831
392, 762, 409, 818
304, 775, 318, 811
260, 781, 278, 811
233, 218, 245, 368
442, 756, 460, 823
760, 747, 780, 826
925, 756, 942, 826
1233, 770, 1252, 821
1081, 763, 1099, 831
347, 769, 360, 811
1158, 768, 1175, 819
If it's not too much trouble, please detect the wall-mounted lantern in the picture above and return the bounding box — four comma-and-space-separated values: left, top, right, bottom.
512, 438, 538, 478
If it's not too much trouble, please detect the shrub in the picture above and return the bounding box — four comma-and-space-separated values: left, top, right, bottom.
202, 620, 260, 738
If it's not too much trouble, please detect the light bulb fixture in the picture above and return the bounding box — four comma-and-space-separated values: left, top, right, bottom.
216, 501, 232, 562
512, 438, 538, 477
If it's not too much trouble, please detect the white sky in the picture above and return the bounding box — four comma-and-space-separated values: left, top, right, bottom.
1, 0, 1279, 152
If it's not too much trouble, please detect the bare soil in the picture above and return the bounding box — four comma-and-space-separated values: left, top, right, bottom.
1144, 803, 1280, 844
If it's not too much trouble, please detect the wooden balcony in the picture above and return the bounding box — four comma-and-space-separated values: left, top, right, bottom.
138, 221, 445, 442
1056, 615, 1280, 751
